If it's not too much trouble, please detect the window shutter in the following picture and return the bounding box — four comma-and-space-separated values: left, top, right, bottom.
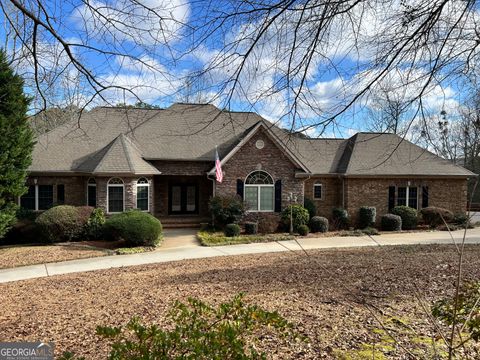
236, 179, 244, 198
274, 180, 282, 212
422, 186, 429, 208
388, 186, 395, 211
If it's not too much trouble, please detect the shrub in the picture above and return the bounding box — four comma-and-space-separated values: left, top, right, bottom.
332, 208, 349, 230
358, 206, 376, 229
244, 213, 281, 233
310, 216, 328, 233
381, 214, 402, 231
104, 210, 162, 246
209, 195, 245, 227
244, 221, 258, 235
36, 205, 90, 242
420, 206, 454, 227
297, 224, 309, 236
83, 294, 298, 360
224, 223, 241, 237
16, 207, 36, 221
85, 208, 106, 239
303, 197, 317, 219
2, 219, 39, 245
281, 204, 309, 231
453, 212, 469, 226
392, 206, 418, 230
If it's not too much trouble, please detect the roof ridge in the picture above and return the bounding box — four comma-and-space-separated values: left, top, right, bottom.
336, 133, 358, 173
119, 134, 136, 173
91, 136, 121, 173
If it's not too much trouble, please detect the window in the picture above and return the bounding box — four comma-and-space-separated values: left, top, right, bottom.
57, 184, 65, 205
20, 185, 36, 210
396, 186, 418, 209
87, 178, 97, 207
136, 178, 149, 211
313, 183, 323, 200
107, 178, 124, 213
38, 185, 53, 210
244, 171, 274, 212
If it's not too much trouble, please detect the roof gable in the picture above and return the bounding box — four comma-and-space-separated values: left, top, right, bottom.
207, 122, 310, 174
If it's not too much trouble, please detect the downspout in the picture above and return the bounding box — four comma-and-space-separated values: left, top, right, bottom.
341, 175, 345, 209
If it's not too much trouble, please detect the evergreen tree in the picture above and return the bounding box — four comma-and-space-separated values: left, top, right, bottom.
0, 49, 34, 237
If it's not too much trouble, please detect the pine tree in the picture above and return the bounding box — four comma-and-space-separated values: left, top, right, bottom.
0, 49, 34, 237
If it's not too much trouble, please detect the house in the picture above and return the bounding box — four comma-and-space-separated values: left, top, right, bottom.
22, 103, 475, 226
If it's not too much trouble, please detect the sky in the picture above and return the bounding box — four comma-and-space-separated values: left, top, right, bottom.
1, 0, 477, 138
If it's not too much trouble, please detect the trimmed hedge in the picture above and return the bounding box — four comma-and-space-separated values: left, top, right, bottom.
244, 222, 258, 235
224, 223, 241, 237
358, 206, 376, 229
104, 210, 162, 246
332, 208, 349, 230
420, 206, 454, 227
36, 205, 93, 242
392, 206, 418, 230
281, 204, 309, 231
310, 216, 328, 233
297, 224, 309, 236
85, 208, 106, 239
381, 214, 402, 231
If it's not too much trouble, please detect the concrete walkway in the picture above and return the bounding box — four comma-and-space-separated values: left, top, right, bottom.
1, 228, 480, 284
161, 228, 200, 249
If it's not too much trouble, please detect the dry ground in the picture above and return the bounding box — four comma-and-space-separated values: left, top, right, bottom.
0, 245, 108, 269
1, 244, 480, 359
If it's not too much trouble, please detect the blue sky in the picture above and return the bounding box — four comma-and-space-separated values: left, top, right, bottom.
0, 0, 474, 138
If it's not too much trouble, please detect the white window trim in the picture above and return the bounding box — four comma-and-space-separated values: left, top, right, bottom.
136, 178, 150, 212
313, 183, 323, 200
244, 170, 275, 213
397, 185, 418, 209
107, 178, 125, 214
19, 184, 54, 211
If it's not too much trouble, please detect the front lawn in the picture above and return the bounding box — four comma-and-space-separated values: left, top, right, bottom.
0, 244, 109, 269
197, 231, 294, 246
0, 244, 478, 358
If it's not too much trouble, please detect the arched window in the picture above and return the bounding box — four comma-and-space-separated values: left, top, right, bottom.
87, 178, 97, 207
136, 178, 149, 211
244, 171, 274, 212
107, 178, 124, 213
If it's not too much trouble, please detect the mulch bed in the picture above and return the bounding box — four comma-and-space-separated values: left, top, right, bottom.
1, 244, 480, 358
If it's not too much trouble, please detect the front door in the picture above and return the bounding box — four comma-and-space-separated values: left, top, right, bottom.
168, 184, 198, 214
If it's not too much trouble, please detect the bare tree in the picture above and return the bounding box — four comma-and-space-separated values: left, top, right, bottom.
1, 0, 479, 134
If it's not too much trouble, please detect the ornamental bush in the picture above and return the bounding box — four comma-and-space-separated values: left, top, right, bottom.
381, 214, 402, 231
281, 204, 309, 231
303, 197, 317, 219
85, 208, 106, 239
332, 208, 349, 230
420, 206, 454, 227
358, 206, 376, 229
297, 224, 309, 236
80, 294, 298, 360
209, 195, 245, 227
392, 206, 418, 230
224, 223, 241, 237
244, 221, 258, 235
310, 216, 328, 233
104, 210, 162, 247
36, 205, 91, 242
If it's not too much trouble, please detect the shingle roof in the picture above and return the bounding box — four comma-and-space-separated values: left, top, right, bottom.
29, 103, 475, 177
75, 134, 160, 175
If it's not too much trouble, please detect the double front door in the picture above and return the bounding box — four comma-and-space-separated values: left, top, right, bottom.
168, 183, 198, 214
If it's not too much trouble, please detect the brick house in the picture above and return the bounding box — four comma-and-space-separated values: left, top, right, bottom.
22, 103, 475, 226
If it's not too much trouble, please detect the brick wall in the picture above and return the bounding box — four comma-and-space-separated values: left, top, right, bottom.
215, 128, 305, 210
344, 177, 468, 225
150, 160, 212, 176
26, 176, 85, 206
304, 177, 342, 217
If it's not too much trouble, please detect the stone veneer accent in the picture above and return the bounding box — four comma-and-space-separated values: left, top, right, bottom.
215, 128, 305, 209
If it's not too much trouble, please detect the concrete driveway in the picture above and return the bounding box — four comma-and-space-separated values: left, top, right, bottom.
1, 227, 480, 284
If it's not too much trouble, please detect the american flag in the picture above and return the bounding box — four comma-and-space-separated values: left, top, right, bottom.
215, 147, 223, 183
